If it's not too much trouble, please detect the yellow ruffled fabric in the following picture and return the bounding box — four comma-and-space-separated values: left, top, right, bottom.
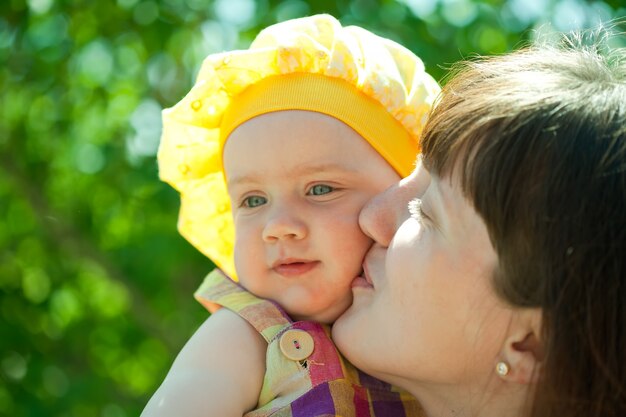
158, 14, 440, 280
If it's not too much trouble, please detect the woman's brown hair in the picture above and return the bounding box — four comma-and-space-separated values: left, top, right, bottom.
421, 30, 626, 417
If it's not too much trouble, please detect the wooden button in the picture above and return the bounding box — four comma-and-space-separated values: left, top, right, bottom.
279, 329, 314, 361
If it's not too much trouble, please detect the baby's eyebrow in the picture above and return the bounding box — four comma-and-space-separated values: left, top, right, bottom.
227, 163, 359, 187
227, 174, 259, 188
291, 163, 360, 177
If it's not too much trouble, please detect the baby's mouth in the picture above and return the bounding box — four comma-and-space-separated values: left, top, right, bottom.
272, 259, 320, 277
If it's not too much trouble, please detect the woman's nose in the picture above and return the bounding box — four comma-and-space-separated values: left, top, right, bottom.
359, 182, 405, 247
359, 164, 430, 247
262, 208, 307, 242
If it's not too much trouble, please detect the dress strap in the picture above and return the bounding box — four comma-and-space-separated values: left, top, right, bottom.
194, 269, 292, 343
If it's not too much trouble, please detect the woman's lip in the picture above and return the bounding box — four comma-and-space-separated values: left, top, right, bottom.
273, 260, 320, 277
351, 264, 374, 289
363, 263, 374, 286
351, 275, 373, 289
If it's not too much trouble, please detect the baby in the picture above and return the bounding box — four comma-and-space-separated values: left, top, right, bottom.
144, 14, 439, 417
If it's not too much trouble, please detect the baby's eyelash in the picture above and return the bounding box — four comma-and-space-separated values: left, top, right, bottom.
408, 198, 424, 221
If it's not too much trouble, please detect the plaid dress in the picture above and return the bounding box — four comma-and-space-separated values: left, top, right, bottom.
195, 269, 424, 417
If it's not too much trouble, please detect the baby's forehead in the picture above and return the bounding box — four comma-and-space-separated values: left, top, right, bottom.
223, 111, 383, 166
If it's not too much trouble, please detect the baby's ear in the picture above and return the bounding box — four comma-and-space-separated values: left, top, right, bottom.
496, 308, 543, 385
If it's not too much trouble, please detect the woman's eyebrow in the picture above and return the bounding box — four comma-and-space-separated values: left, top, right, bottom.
419, 154, 432, 170
423, 176, 448, 226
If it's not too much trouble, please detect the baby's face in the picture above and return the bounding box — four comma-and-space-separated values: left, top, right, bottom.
223, 110, 400, 323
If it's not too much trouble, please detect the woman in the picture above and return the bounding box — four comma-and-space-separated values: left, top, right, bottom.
333, 31, 626, 417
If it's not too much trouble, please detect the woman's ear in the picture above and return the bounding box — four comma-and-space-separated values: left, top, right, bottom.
496, 308, 543, 385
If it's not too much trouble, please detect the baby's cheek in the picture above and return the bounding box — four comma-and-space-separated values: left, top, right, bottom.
335, 223, 372, 272
232, 237, 246, 273
232, 234, 260, 283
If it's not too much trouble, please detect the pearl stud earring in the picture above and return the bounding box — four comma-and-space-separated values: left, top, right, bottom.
496, 361, 510, 377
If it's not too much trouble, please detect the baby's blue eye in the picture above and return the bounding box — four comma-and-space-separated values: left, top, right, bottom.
308, 184, 334, 196
243, 195, 267, 208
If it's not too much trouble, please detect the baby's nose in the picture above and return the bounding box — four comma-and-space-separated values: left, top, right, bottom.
262, 210, 307, 242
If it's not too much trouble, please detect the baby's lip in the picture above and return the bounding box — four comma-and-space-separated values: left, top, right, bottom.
271, 258, 320, 277
272, 258, 313, 268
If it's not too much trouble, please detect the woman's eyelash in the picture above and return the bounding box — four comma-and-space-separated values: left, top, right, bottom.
408, 198, 424, 221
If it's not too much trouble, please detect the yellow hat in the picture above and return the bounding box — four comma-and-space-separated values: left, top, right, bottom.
158, 14, 440, 280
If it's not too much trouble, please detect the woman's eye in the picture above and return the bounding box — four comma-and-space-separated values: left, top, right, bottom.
242, 195, 267, 208
408, 198, 425, 222
308, 184, 334, 196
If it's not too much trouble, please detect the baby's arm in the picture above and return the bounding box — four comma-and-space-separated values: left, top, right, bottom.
141, 307, 267, 417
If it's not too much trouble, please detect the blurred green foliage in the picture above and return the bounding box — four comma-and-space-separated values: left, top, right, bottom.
1, 0, 624, 415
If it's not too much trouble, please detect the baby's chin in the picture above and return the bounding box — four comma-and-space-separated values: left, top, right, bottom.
288, 297, 352, 324
289, 309, 340, 324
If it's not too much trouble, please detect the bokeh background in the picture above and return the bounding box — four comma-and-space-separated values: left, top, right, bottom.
1, 0, 624, 416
